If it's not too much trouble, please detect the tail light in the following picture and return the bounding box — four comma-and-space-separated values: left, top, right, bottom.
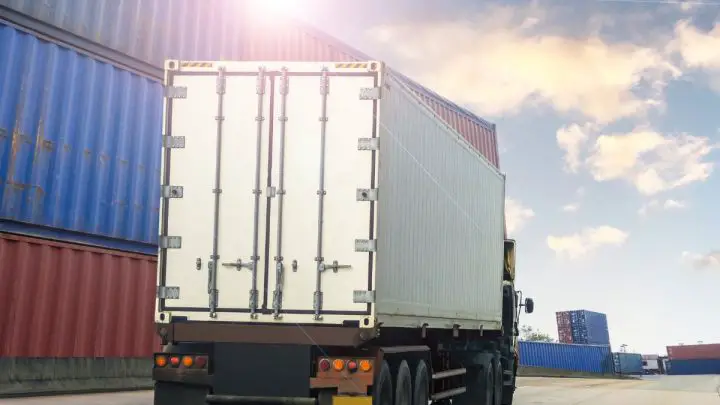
154, 353, 209, 369
317, 357, 374, 374
154, 355, 168, 368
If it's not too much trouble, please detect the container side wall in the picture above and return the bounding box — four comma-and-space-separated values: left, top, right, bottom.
667, 359, 720, 375
667, 343, 720, 360
0, 233, 158, 357
375, 76, 504, 330
613, 352, 643, 374
0, 23, 162, 249
518, 341, 614, 374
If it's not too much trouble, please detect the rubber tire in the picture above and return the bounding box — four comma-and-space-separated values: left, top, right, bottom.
501, 388, 514, 405
493, 358, 503, 405
455, 363, 493, 405
413, 360, 430, 405
395, 361, 412, 405
373, 360, 393, 405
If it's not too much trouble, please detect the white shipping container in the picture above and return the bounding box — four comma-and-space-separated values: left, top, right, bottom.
155, 60, 505, 332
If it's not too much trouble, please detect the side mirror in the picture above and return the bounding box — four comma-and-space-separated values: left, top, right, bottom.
524, 298, 534, 314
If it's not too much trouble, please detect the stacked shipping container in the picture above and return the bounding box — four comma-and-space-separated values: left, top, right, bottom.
556, 311, 573, 344
0, 0, 502, 394
556, 310, 610, 346
518, 341, 614, 374
666, 344, 720, 375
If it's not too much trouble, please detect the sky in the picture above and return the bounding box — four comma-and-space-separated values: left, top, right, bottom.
260, 0, 720, 355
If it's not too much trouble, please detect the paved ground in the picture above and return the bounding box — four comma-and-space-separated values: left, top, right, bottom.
4, 375, 720, 404
515, 375, 720, 404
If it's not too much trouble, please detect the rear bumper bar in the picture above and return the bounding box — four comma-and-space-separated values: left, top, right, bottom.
206, 395, 316, 404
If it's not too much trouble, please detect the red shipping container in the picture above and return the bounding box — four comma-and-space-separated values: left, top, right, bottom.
667, 344, 720, 360
0, 233, 159, 358
558, 326, 574, 344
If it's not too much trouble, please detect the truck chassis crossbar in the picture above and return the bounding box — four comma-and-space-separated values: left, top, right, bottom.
206, 395, 316, 405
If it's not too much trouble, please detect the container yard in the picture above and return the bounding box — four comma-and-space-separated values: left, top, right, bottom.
556, 309, 610, 346
0, 0, 505, 399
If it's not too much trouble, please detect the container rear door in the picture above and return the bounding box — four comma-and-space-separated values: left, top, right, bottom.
158, 61, 380, 324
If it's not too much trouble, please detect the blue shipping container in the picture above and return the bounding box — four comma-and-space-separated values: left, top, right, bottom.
569, 310, 610, 346
0, 23, 162, 254
518, 341, 614, 374
613, 352, 643, 374
667, 359, 720, 375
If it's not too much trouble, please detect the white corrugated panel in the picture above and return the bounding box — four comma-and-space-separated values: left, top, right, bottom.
374, 76, 505, 331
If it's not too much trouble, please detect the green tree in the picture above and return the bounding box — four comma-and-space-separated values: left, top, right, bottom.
520, 325, 554, 342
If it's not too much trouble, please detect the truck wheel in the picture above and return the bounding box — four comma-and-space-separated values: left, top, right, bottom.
413, 360, 430, 405
395, 360, 412, 405
455, 364, 493, 405
493, 359, 503, 405
500, 388, 514, 405
373, 360, 393, 405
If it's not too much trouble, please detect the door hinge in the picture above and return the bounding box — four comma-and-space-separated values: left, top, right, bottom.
355, 239, 377, 252
358, 138, 380, 151
164, 85, 187, 99
356, 188, 378, 202
157, 286, 180, 299
353, 290, 375, 304
359, 87, 382, 100
159, 236, 182, 249
162, 185, 184, 198
163, 135, 186, 149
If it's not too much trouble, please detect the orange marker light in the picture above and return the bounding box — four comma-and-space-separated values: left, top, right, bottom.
182, 356, 194, 367
332, 359, 345, 371
359, 360, 372, 372
155, 355, 168, 367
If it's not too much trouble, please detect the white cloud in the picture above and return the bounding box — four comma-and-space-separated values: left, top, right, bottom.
547, 226, 629, 259
557, 123, 597, 172
638, 199, 687, 215
682, 251, 720, 269
562, 203, 579, 213
366, 5, 680, 123
505, 198, 535, 234
585, 128, 716, 195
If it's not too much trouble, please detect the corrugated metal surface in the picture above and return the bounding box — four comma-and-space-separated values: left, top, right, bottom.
613, 352, 643, 374
0, 233, 159, 357
0, 23, 162, 253
0, 0, 500, 169
518, 341, 614, 374
667, 343, 720, 360
556, 311, 573, 343
667, 358, 720, 375
375, 75, 504, 329
568, 310, 610, 346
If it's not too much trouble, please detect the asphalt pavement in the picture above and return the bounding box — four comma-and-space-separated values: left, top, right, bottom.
3, 375, 719, 404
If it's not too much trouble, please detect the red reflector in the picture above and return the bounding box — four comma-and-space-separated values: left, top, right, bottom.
170, 356, 180, 367
347, 360, 358, 372
195, 356, 208, 368
319, 358, 331, 372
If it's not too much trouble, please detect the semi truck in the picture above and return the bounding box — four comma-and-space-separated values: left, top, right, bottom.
152, 59, 534, 405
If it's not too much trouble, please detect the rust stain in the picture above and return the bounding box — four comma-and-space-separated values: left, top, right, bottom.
33, 118, 55, 164
99, 153, 109, 165
63, 143, 71, 152
83, 148, 91, 158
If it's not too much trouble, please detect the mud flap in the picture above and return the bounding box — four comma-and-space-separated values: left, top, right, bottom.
154, 381, 208, 405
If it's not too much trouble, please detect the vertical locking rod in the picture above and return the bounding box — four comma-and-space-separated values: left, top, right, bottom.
313, 68, 330, 320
